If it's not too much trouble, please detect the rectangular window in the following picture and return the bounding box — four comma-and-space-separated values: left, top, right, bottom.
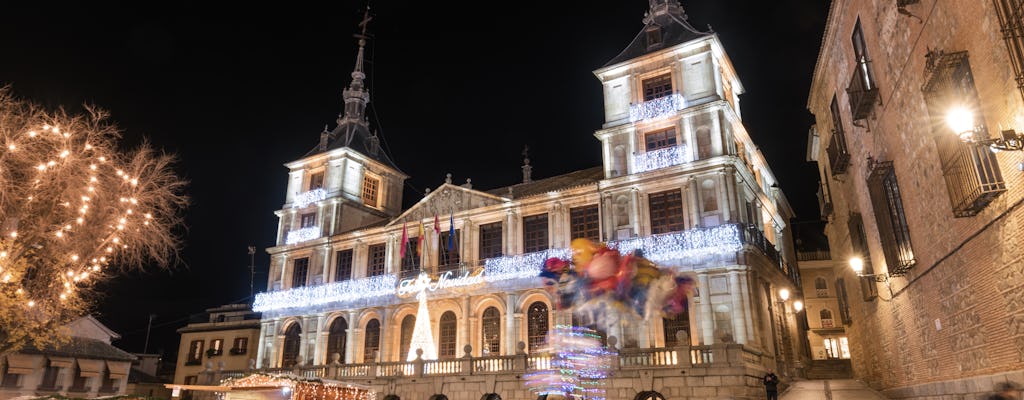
362, 175, 380, 208
309, 171, 325, 190
438, 229, 461, 272
209, 339, 223, 356
867, 161, 915, 276
644, 128, 678, 151
187, 340, 204, 365
648, 190, 685, 234
231, 337, 248, 355
478, 222, 503, 260
994, 0, 1024, 100
826, 94, 851, 175
401, 238, 420, 278
1, 372, 20, 388
646, 26, 662, 48
835, 278, 853, 325
522, 214, 549, 253
642, 73, 673, 101
922, 51, 1005, 217
570, 205, 600, 242
40, 362, 60, 389
300, 212, 316, 228
292, 258, 309, 288
848, 18, 879, 120
335, 249, 353, 282
847, 212, 878, 300
367, 243, 386, 277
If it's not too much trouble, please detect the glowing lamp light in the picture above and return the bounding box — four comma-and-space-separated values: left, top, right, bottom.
793, 300, 804, 312
946, 106, 976, 140
778, 288, 790, 301
849, 257, 864, 274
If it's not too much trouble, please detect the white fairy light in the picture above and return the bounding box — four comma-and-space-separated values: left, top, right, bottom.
629, 93, 686, 122
252, 274, 397, 312
293, 188, 327, 208
632, 144, 691, 173
609, 224, 743, 262
285, 226, 321, 245
483, 248, 572, 282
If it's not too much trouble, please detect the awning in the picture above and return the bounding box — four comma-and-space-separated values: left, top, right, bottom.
76, 359, 105, 378
49, 357, 74, 369
5, 354, 40, 375
106, 360, 131, 379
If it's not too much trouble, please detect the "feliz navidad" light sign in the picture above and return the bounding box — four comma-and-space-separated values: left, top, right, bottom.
396, 270, 485, 296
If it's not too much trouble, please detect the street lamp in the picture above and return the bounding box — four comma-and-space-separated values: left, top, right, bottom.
849, 257, 893, 298
793, 300, 804, 312
946, 105, 1024, 151
778, 288, 790, 302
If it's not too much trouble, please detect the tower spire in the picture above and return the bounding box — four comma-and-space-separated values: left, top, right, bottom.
338, 6, 373, 131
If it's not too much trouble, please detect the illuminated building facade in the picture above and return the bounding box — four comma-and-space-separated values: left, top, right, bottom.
249, 1, 805, 398
806, 0, 1024, 398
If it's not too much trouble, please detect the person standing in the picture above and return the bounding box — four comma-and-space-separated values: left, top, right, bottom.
763, 369, 780, 400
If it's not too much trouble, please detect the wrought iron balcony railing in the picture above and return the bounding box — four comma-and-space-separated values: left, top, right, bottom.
826, 129, 851, 176
847, 59, 879, 121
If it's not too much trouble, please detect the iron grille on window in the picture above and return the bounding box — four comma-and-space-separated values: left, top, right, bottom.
367, 244, 386, 277
527, 302, 549, 353
282, 324, 301, 368
662, 316, 689, 347
826, 95, 851, 175
335, 249, 353, 282
478, 222, 503, 260
922, 50, 1006, 217
648, 190, 685, 234
570, 205, 600, 242
522, 214, 549, 253
292, 258, 309, 288
847, 212, 878, 300
848, 19, 880, 120
482, 307, 501, 354
363, 319, 380, 363
327, 318, 346, 362
867, 160, 915, 276
439, 312, 457, 358
438, 230, 460, 271
994, 0, 1024, 100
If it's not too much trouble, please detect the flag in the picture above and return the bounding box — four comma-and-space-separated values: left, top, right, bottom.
448, 212, 455, 251
417, 221, 425, 257
400, 222, 408, 259
433, 214, 441, 235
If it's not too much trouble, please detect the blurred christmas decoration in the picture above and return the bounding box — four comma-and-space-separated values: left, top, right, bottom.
0, 86, 188, 354
218, 373, 376, 400
523, 325, 616, 400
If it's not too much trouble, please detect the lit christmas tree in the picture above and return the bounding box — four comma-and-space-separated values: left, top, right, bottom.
406, 273, 438, 361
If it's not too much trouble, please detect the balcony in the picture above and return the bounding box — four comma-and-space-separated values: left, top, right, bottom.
629, 93, 686, 123
826, 129, 851, 176
292, 188, 327, 208
847, 60, 879, 121
285, 226, 321, 245
632, 144, 691, 174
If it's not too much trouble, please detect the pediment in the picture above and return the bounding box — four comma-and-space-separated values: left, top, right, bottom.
387, 184, 507, 227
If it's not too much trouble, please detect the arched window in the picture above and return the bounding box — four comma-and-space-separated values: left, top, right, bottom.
663, 312, 690, 347
282, 323, 302, 368
527, 302, 549, 352
482, 307, 501, 355
400, 315, 415, 361
439, 311, 457, 358
363, 319, 380, 363
327, 317, 347, 364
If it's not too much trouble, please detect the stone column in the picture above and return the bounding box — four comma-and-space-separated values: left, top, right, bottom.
687, 178, 701, 229
469, 316, 480, 356
698, 273, 714, 345
513, 313, 524, 353
379, 307, 392, 362
459, 296, 471, 357
740, 270, 756, 343
345, 311, 357, 364
601, 193, 613, 241
630, 188, 641, 237
505, 210, 517, 255
297, 317, 310, 365
717, 171, 731, 222
314, 314, 327, 365
256, 321, 270, 368
505, 293, 518, 354
322, 245, 332, 284
729, 270, 747, 344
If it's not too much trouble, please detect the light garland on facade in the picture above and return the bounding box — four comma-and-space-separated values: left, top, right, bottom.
483, 248, 572, 282
609, 224, 743, 263
285, 226, 321, 245
629, 93, 686, 122
253, 274, 396, 312
632, 144, 691, 173
220, 373, 375, 400
292, 188, 327, 209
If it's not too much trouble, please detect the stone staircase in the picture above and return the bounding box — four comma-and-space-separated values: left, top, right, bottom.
805, 359, 853, 380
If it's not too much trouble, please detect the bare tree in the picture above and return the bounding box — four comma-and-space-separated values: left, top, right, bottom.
0, 86, 189, 355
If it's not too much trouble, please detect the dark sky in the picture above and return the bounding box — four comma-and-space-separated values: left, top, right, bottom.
0, 1, 830, 362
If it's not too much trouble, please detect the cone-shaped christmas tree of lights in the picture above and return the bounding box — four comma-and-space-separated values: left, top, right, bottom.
407, 273, 439, 361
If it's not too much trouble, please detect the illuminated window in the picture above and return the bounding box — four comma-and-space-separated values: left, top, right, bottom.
663, 314, 690, 347
209, 339, 223, 356
186, 340, 204, 365
232, 337, 248, 355
363, 319, 380, 363
826, 94, 850, 175
644, 128, 678, 151
300, 213, 316, 228
526, 302, 549, 353
570, 205, 600, 242
282, 323, 301, 368
439, 311, 457, 358
308, 171, 325, 190
848, 18, 879, 120
642, 74, 673, 102
648, 190, 684, 234
367, 244, 386, 277
362, 174, 380, 208
335, 249, 353, 282
291, 258, 309, 288
522, 214, 549, 253
482, 307, 501, 354
478, 222, 503, 259
327, 318, 347, 363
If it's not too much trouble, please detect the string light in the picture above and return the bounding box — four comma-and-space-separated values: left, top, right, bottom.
632, 144, 691, 173
629, 93, 686, 122
253, 275, 397, 312
285, 226, 321, 245
484, 249, 571, 282
293, 188, 327, 208
220, 373, 376, 400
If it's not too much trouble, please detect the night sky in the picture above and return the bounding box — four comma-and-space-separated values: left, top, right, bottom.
0, 1, 830, 364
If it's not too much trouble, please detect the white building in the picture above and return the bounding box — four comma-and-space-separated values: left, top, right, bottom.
249, 2, 806, 399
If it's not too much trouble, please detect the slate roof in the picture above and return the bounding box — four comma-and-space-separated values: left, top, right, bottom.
302, 123, 404, 173
20, 337, 136, 362
603, 5, 713, 68
486, 166, 604, 199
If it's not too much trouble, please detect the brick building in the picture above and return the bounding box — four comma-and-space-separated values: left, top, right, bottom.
806, 0, 1024, 398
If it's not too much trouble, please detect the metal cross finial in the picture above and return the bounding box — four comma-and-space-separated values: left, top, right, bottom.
357, 5, 373, 39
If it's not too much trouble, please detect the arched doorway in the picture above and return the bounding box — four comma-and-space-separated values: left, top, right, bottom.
439, 311, 457, 358
363, 319, 380, 363
482, 306, 501, 355
527, 302, 549, 353
282, 322, 301, 368
326, 317, 347, 363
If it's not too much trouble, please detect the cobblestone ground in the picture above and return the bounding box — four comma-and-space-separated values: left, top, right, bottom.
780, 379, 889, 400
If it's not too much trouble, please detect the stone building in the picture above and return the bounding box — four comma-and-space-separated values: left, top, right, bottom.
174, 304, 261, 385
806, 0, 1024, 398
248, 1, 805, 399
